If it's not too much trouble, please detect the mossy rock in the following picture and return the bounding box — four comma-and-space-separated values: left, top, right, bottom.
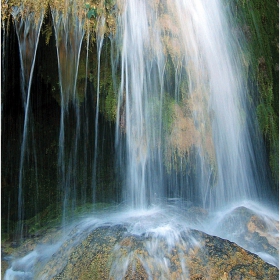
213, 206, 279, 267
32, 224, 278, 279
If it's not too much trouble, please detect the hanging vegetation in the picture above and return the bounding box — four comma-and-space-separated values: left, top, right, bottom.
1, 0, 278, 187
226, 0, 279, 188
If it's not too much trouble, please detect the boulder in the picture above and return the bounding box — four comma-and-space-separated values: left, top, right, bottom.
212, 206, 279, 267
34, 224, 278, 279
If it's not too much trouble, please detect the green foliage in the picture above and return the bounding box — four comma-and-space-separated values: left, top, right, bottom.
162, 93, 176, 134
228, 0, 279, 187
103, 90, 117, 122
256, 100, 277, 138
86, 8, 97, 19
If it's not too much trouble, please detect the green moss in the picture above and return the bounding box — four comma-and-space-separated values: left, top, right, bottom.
103, 90, 117, 121
227, 0, 279, 187
162, 94, 176, 135
1, 201, 113, 242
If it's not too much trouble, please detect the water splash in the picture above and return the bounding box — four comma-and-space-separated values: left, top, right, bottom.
4, 202, 278, 279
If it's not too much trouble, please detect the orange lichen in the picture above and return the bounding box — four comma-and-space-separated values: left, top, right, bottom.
169, 103, 199, 156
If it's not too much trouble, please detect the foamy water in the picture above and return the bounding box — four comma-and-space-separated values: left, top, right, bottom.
4, 201, 278, 279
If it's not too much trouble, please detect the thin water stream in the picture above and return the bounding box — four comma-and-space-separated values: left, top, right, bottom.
11, 5, 45, 239
92, 15, 106, 201
51, 4, 85, 224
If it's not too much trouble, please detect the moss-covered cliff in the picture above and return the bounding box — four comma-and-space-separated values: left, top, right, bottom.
227, 0, 279, 188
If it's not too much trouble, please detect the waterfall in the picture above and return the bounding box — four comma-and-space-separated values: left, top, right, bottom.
114, 0, 272, 210
51, 2, 85, 223
11, 4, 44, 238
3, 0, 275, 229
116, 0, 165, 209
2, 1, 278, 278
91, 15, 106, 201
175, 0, 261, 208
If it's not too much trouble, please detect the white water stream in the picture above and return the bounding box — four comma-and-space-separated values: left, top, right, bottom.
11, 5, 45, 239
116, 0, 271, 210
51, 3, 85, 225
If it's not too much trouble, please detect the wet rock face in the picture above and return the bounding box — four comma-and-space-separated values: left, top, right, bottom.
36, 225, 278, 280
213, 206, 279, 267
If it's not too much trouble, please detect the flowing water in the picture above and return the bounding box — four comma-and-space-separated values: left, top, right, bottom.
92, 15, 106, 201
116, 0, 272, 210
4, 202, 279, 279
11, 4, 45, 238
3, 0, 279, 279
51, 3, 85, 224
115, 0, 165, 208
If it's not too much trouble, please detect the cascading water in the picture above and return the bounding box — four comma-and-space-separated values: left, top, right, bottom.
116, 0, 165, 208
115, 0, 271, 210
11, 4, 45, 238
51, 2, 85, 223
92, 15, 106, 201
2, 0, 279, 279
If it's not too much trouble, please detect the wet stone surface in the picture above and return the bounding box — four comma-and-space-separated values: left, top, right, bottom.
33, 224, 278, 280
213, 206, 279, 267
